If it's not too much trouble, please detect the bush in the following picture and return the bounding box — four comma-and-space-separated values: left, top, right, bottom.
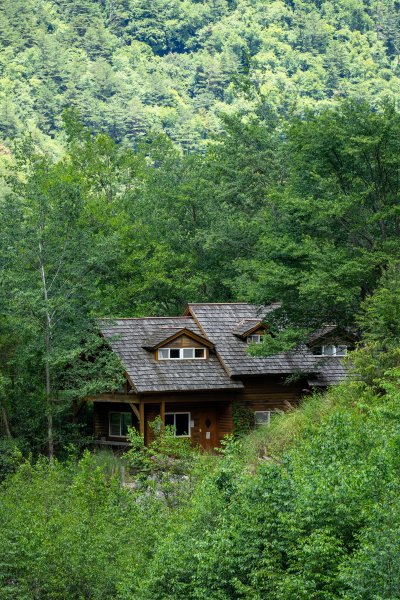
0, 452, 168, 599
124, 418, 198, 507
0, 437, 24, 482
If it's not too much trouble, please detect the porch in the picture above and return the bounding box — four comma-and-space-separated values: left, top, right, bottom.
89, 394, 234, 450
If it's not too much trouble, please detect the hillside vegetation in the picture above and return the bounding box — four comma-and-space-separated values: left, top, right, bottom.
1, 269, 400, 598
1, 0, 400, 151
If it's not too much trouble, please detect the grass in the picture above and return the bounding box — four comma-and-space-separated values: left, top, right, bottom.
89, 449, 127, 481
238, 386, 349, 470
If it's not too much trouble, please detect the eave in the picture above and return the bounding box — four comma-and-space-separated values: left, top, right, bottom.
142, 327, 214, 351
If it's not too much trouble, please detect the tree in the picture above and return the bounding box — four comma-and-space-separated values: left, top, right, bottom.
1, 135, 124, 457
234, 101, 400, 350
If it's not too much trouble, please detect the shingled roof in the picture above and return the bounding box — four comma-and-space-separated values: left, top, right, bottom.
307, 325, 358, 345
100, 317, 243, 394
100, 304, 350, 393
232, 318, 266, 339
186, 303, 349, 384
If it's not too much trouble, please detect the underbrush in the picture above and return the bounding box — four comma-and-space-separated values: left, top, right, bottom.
138, 380, 400, 599
1, 379, 400, 599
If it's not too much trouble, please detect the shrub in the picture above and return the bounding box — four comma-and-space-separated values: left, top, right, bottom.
0, 451, 168, 600
124, 418, 198, 507
0, 437, 24, 482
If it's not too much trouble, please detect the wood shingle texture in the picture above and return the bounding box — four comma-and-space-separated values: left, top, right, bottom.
100, 317, 243, 394
100, 304, 349, 395
186, 303, 347, 385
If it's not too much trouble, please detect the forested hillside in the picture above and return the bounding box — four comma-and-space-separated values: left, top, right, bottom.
1, 99, 399, 458
1, 1, 400, 597
1, 0, 400, 151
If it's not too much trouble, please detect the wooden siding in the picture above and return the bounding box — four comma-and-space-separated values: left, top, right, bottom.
145, 393, 235, 446
87, 393, 138, 404
90, 379, 307, 448
236, 377, 304, 412
161, 334, 205, 349
144, 399, 233, 448
217, 400, 234, 440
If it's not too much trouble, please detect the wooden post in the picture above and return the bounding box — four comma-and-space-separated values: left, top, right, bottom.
129, 402, 140, 422
160, 400, 165, 430
139, 401, 145, 439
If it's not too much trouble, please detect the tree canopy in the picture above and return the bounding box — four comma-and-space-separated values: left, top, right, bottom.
1, 0, 400, 152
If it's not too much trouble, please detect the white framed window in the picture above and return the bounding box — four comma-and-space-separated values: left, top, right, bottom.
158, 347, 206, 360
312, 344, 348, 357
254, 411, 271, 426
109, 412, 132, 437
165, 412, 191, 437
247, 334, 264, 344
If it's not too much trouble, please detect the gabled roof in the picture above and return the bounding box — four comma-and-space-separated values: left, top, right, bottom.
100, 303, 350, 394
100, 316, 243, 394
187, 303, 349, 383
232, 319, 266, 339
142, 327, 214, 351
308, 325, 358, 345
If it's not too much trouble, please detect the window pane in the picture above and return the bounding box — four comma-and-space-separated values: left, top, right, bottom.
195, 348, 205, 358
312, 346, 323, 356
158, 348, 169, 359
170, 348, 180, 359
324, 345, 335, 356
248, 335, 262, 343
183, 348, 194, 359
165, 414, 174, 427
175, 413, 189, 436
110, 413, 120, 436
336, 345, 347, 356
255, 411, 270, 426
121, 413, 132, 436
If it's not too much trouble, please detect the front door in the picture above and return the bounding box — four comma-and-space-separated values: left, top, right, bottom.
199, 409, 218, 450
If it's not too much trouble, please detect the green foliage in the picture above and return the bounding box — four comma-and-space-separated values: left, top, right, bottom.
232, 402, 255, 436
0, 451, 169, 599
125, 418, 198, 506
138, 380, 400, 599
0, 437, 24, 482
1, 5, 400, 590
3, 100, 400, 452
352, 261, 400, 390
235, 100, 400, 352
1, 287, 400, 597
0, 0, 400, 152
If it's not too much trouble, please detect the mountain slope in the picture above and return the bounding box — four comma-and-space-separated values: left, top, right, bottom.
1, 0, 400, 151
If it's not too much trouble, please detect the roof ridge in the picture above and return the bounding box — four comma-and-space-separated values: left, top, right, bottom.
101, 316, 193, 320
187, 302, 254, 305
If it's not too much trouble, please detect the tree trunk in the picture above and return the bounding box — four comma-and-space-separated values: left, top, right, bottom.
0, 401, 12, 438
39, 242, 54, 460
45, 336, 54, 460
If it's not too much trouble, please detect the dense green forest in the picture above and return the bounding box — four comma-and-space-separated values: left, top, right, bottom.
1, 0, 400, 597
1, 100, 399, 453
1, 0, 400, 151
1, 99, 400, 597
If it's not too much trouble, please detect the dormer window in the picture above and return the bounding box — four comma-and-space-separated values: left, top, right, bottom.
158, 347, 206, 360
312, 344, 347, 357
247, 334, 264, 344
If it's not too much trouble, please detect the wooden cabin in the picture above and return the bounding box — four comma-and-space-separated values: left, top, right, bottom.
85, 303, 352, 450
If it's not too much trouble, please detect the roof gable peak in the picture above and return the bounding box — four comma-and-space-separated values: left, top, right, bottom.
232, 319, 268, 339
142, 327, 214, 351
